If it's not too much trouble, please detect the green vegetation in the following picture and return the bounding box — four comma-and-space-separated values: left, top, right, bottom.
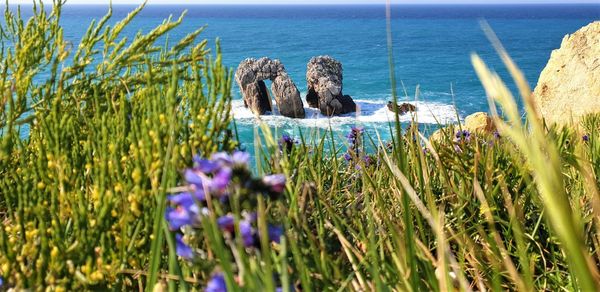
1, 2, 599, 291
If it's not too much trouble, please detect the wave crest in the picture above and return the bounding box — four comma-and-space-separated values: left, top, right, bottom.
232, 98, 459, 129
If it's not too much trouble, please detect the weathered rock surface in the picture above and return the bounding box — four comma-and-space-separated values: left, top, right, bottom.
533, 21, 600, 126
235, 58, 305, 118
464, 112, 496, 133
430, 112, 495, 142
387, 102, 416, 115
306, 56, 356, 116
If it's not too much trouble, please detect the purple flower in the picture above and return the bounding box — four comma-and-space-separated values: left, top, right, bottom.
279, 134, 298, 152
343, 153, 352, 161
184, 169, 204, 187
194, 157, 220, 173
165, 194, 207, 230
583, 134, 590, 142
217, 215, 256, 247
211, 167, 233, 192
364, 155, 372, 167
281, 134, 294, 144
351, 126, 364, 134
493, 130, 501, 139
165, 206, 194, 230
205, 273, 227, 292
262, 174, 286, 194
175, 234, 194, 260
231, 151, 250, 166
455, 130, 471, 143
210, 152, 233, 166
240, 219, 255, 247
217, 215, 235, 233
268, 225, 284, 244
346, 126, 364, 145
168, 191, 205, 206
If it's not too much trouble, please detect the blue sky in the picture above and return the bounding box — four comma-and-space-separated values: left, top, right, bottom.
8, 0, 600, 4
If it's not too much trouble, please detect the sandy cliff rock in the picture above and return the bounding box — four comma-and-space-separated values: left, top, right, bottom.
430, 112, 495, 142
533, 21, 600, 126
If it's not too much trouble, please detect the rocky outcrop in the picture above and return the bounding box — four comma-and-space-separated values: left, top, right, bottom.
306, 56, 356, 116
430, 112, 496, 142
464, 112, 495, 133
235, 58, 305, 118
532, 21, 600, 126
387, 102, 416, 115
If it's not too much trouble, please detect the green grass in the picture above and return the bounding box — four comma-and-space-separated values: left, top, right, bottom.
1, 2, 600, 291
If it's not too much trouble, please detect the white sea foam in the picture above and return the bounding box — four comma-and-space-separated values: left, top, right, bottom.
232, 98, 460, 129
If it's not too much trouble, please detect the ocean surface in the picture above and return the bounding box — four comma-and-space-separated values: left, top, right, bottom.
11, 4, 600, 148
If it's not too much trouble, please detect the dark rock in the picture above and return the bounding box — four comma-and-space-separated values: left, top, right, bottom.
339, 95, 357, 114
272, 72, 305, 118
387, 101, 416, 115
306, 56, 356, 116
306, 88, 319, 108
235, 57, 305, 118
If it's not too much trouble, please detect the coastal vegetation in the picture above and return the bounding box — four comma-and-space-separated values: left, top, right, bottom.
1, 2, 599, 291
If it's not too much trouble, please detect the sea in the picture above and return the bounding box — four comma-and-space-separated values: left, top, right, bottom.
11, 3, 600, 149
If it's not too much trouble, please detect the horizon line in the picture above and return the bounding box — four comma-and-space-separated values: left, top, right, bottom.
5, 2, 600, 5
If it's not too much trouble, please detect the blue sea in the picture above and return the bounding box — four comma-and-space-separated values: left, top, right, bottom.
13, 4, 600, 147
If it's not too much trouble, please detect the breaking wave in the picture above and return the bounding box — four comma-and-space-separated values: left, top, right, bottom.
232, 98, 460, 129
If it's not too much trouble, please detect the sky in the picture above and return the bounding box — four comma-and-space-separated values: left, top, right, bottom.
7, 0, 600, 4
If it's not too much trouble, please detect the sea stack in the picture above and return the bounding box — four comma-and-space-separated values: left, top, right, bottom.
235, 57, 305, 118
532, 21, 600, 126
306, 56, 357, 116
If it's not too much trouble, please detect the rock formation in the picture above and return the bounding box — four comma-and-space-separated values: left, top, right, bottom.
532, 21, 600, 126
235, 58, 305, 118
387, 101, 416, 115
306, 56, 356, 116
430, 112, 496, 142
464, 112, 495, 133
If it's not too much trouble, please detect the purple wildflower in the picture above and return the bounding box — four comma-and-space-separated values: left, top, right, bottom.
455, 130, 471, 143
211, 167, 233, 192
165, 206, 194, 230
493, 130, 501, 139
217, 215, 235, 233
167, 192, 196, 207
175, 234, 194, 260
583, 134, 590, 142
165, 193, 206, 230
268, 225, 284, 244
184, 169, 204, 187
239, 219, 255, 247
262, 174, 287, 194
205, 273, 227, 292
195, 157, 220, 173
364, 155, 372, 167
346, 126, 364, 145
343, 153, 352, 161
279, 134, 300, 154
231, 151, 250, 166
210, 152, 233, 166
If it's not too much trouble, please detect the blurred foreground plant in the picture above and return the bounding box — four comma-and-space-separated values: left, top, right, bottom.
0, 1, 235, 290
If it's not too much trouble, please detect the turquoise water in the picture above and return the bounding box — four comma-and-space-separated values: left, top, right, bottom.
12, 4, 600, 148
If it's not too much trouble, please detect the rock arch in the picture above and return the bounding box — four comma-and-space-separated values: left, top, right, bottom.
306, 56, 356, 116
235, 57, 305, 119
